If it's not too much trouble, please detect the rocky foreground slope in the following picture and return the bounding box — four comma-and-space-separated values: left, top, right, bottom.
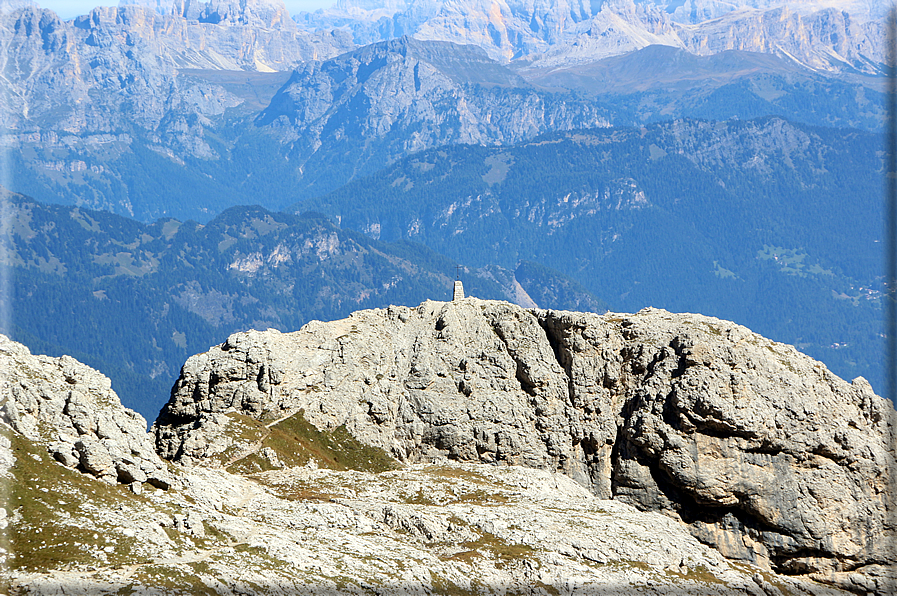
155, 298, 896, 593
0, 333, 852, 595
2, 298, 895, 594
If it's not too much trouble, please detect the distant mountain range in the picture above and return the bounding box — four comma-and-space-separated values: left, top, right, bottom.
297, 0, 886, 74
296, 116, 885, 394
0, 0, 887, 217
0, 0, 889, 415
1, 190, 604, 417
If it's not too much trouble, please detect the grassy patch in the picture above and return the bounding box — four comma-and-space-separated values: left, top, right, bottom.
462, 530, 534, 569
253, 479, 337, 502
4, 427, 150, 571
730, 562, 794, 595
616, 559, 651, 571
226, 451, 274, 475
211, 412, 268, 467
272, 411, 399, 473
403, 488, 437, 505
666, 564, 727, 585
712, 261, 736, 280
430, 571, 483, 596
430, 466, 489, 484
755, 245, 833, 279
453, 489, 508, 505
442, 550, 482, 563
226, 410, 399, 474
123, 564, 220, 595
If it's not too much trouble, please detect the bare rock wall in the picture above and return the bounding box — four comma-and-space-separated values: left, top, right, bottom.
153, 299, 896, 593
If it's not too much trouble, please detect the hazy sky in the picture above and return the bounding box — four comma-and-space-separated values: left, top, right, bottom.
38, 0, 334, 19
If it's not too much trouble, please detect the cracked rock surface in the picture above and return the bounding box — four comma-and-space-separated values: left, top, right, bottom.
155, 298, 896, 593
1, 431, 858, 596
0, 334, 174, 490
1, 330, 838, 594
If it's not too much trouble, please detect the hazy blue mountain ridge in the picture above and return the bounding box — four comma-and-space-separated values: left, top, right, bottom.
296, 0, 885, 75
2, 190, 603, 418
1, 0, 886, 223
296, 116, 885, 392
256, 36, 615, 199
520, 45, 887, 131
0, 0, 351, 220
0, 0, 889, 419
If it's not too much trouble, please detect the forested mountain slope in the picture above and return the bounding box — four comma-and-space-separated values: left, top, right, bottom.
1, 1, 885, 222
0, 0, 889, 421
2, 191, 602, 418
297, 116, 885, 392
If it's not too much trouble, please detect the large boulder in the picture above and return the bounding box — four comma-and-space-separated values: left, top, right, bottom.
154, 299, 895, 593
0, 334, 174, 490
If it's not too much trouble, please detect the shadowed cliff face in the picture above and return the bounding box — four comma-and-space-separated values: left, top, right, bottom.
154, 298, 895, 594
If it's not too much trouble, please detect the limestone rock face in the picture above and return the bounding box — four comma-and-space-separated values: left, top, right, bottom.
298, 0, 884, 75
0, 334, 174, 489
155, 299, 895, 593
674, 5, 883, 74
0, 1, 354, 134
259, 37, 611, 161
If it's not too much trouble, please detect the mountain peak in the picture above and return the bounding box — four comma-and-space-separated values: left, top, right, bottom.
153, 298, 895, 593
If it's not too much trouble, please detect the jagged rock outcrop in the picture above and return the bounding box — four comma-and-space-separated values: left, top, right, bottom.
674, 5, 884, 74
155, 298, 896, 594
0, 0, 355, 218
0, 334, 174, 489
0, 1, 353, 132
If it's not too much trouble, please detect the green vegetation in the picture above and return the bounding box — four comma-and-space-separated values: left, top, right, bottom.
429, 571, 485, 596
297, 118, 885, 393
665, 564, 727, 586
226, 410, 399, 476
2, 194, 521, 419
430, 466, 490, 483
116, 565, 221, 595
4, 427, 145, 571
209, 412, 269, 468
4, 113, 887, 421
730, 562, 795, 595
403, 488, 437, 506
450, 529, 536, 570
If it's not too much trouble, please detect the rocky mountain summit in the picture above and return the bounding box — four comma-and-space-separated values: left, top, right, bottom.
1, 0, 884, 221
154, 297, 896, 594
258, 36, 613, 195
296, 0, 884, 75
2, 190, 605, 419
0, 0, 353, 217
0, 0, 352, 132
3, 329, 871, 595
